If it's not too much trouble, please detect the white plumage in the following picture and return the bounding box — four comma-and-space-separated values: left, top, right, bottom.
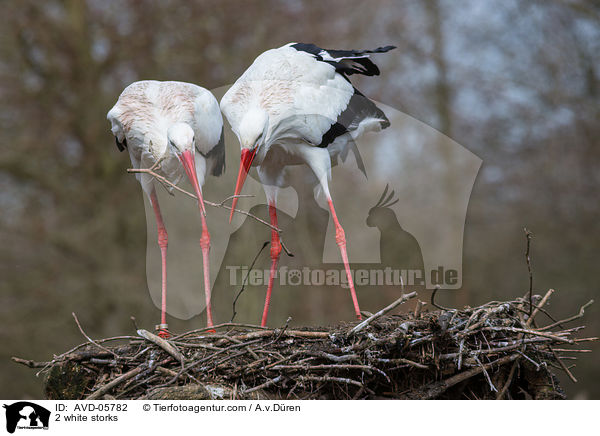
108, 80, 224, 195
221, 42, 394, 326
107, 80, 224, 336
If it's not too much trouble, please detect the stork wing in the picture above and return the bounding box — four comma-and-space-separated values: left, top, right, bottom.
289, 43, 396, 77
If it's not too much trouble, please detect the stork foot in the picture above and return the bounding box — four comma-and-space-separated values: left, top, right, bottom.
156, 324, 170, 339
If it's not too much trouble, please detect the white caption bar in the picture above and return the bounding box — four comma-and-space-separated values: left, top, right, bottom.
1, 400, 596, 435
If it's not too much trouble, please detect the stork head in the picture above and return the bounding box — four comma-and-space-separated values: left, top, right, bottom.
168, 122, 206, 214
168, 122, 195, 154
229, 109, 269, 222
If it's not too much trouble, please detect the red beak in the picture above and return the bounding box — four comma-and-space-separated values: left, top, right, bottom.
229, 147, 257, 222
178, 150, 206, 215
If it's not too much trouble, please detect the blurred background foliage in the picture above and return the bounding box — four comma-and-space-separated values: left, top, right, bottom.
1, 0, 598, 399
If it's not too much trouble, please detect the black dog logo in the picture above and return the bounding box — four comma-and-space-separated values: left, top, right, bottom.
3, 402, 50, 433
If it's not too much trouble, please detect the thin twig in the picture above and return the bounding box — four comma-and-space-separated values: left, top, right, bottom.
526, 288, 554, 327
244, 376, 283, 394
170, 323, 269, 340
374, 357, 429, 369
11, 357, 49, 368
86, 357, 171, 400
538, 300, 594, 332
548, 345, 577, 383
524, 228, 534, 317
231, 241, 269, 322
496, 359, 519, 400
299, 375, 364, 388
430, 286, 454, 311
72, 312, 119, 358
474, 356, 497, 392
469, 326, 575, 344
402, 354, 519, 400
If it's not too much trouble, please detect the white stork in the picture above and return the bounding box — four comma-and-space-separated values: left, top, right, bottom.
107, 80, 224, 337
221, 42, 394, 326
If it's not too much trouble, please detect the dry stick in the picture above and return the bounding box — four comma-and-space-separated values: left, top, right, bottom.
348, 291, 417, 335
299, 375, 364, 389
414, 300, 426, 319
307, 351, 359, 363
11, 357, 48, 368
156, 366, 179, 378
271, 364, 375, 372
439, 337, 553, 360
244, 376, 283, 394
137, 329, 184, 363
430, 286, 454, 311
496, 359, 519, 400
374, 357, 429, 369
526, 289, 554, 327
516, 350, 543, 370
171, 323, 269, 340
548, 346, 577, 383
127, 167, 279, 233
538, 300, 594, 332
168, 339, 265, 385
524, 228, 534, 317
170, 342, 221, 351
514, 302, 559, 324
573, 337, 598, 343
215, 330, 329, 346
86, 366, 146, 400
405, 353, 520, 400
86, 357, 172, 400
507, 285, 554, 391
231, 241, 270, 322
272, 317, 292, 343
33, 336, 139, 377
474, 326, 574, 344
474, 356, 497, 392
72, 312, 119, 358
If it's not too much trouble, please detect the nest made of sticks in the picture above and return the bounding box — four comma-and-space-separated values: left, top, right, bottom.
13, 289, 596, 400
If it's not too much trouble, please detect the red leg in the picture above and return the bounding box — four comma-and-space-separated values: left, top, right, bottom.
199, 211, 214, 329
327, 198, 362, 320
261, 202, 282, 327
150, 189, 170, 338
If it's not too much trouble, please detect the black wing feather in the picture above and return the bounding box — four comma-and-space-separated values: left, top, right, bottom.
290, 43, 395, 77
318, 88, 390, 148
115, 137, 127, 152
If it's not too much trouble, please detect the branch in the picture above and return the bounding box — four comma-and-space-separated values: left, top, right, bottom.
402, 354, 520, 400
244, 375, 283, 394
137, 329, 184, 363
538, 300, 594, 332
127, 167, 281, 233
524, 228, 534, 316
231, 241, 270, 322
72, 312, 118, 358
526, 288, 554, 327
11, 357, 49, 368
348, 291, 417, 335
86, 357, 171, 400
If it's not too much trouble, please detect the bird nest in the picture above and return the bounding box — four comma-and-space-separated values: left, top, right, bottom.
13, 290, 596, 400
